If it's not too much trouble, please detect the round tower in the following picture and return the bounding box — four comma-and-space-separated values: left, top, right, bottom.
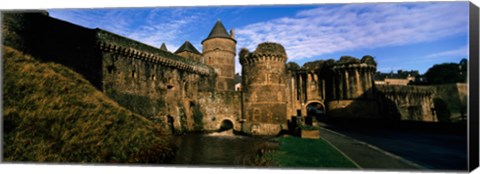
202, 20, 236, 91
240, 42, 288, 136
327, 55, 379, 119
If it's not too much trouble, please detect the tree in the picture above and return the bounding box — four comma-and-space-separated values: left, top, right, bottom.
424, 60, 466, 85
286, 62, 301, 71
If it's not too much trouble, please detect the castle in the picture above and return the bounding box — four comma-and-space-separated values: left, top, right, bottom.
3, 12, 466, 136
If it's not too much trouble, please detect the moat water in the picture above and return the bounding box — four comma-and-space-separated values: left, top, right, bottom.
165, 130, 274, 166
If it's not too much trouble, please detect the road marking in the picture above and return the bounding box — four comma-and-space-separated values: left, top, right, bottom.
321, 137, 363, 169
319, 127, 426, 169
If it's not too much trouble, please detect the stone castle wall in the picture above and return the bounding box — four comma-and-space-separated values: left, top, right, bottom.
2, 12, 239, 134
375, 83, 467, 123
376, 85, 435, 122
431, 83, 468, 122
288, 71, 328, 118
176, 51, 203, 63
2, 12, 103, 89
197, 91, 242, 132
96, 30, 215, 133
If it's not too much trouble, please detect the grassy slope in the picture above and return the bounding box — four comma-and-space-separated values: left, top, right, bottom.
269, 137, 358, 169
3, 46, 174, 163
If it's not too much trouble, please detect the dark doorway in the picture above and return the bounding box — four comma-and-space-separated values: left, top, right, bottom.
219, 120, 234, 131
306, 102, 325, 124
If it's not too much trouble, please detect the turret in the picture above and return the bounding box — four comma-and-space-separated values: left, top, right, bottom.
330, 55, 377, 100
240, 42, 288, 135
202, 20, 236, 91
175, 41, 202, 62
326, 55, 379, 119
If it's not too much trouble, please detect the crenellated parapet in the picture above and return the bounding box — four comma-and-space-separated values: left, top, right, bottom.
239, 42, 287, 65
330, 56, 377, 100
97, 42, 210, 76
376, 85, 434, 96
95, 29, 212, 76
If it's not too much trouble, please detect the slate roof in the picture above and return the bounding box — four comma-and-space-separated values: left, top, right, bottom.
160, 43, 168, 52
202, 20, 236, 43
175, 41, 201, 55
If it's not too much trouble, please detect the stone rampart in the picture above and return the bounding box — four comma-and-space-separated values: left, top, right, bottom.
376, 85, 435, 121
197, 91, 242, 132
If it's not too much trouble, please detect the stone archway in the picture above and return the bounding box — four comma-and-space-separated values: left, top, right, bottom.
219, 119, 234, 131
305, 100, 326, 124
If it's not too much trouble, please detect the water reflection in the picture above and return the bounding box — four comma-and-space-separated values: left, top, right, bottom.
166, 133, 273, 166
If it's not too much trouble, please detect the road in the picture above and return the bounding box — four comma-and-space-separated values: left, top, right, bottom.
321, 123, 468, 171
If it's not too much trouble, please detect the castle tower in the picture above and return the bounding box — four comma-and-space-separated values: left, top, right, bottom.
201, 20, 236, 91
175, 41, 202, 62
240, 42, 288, 135
327, 55, 379, 119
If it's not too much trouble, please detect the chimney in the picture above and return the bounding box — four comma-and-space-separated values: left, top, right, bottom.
230, 29, 235, 39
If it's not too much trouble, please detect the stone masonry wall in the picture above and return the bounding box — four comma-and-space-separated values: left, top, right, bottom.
3, 12, 230, 134
197, 91, 242, 132
431, 83, 468, 122
96, 30, 215, 133
376, 85, 435, 122
2, 12, 103, 89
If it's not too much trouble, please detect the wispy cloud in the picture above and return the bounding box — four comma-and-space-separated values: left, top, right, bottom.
425, 45, 468, 59
235, 2, 468, 61
49, 8, 215, 48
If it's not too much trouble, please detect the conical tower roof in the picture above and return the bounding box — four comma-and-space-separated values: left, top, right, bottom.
174, 41, 201, 55
202, 20, 236, 44
160, 43, 169, 52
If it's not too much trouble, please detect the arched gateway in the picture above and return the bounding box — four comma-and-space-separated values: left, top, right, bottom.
305, 100, 326, 124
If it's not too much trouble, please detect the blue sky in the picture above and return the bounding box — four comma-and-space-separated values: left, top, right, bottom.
48, 2, 469, 74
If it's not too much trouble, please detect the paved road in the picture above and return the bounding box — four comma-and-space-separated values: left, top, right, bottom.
320, 123, 468, 171
319, 127, 422, 170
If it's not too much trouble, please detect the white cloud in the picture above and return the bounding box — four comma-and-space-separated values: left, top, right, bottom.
425, 45, 468, 59
235, 2, 468, 61
49, 8, 210, 49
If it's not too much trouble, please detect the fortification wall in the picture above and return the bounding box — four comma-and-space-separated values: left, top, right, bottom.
376, 85, 435, 122
3, 12, 225, 133
96, 30, 216, 133
288, 71, 329, 118
2, 12, 103, 89
176, 51, 202, 62
197, 91, 242, 132
431, 83, 468, 122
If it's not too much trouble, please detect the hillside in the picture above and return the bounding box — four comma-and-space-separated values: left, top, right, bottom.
2, 46, 174, 163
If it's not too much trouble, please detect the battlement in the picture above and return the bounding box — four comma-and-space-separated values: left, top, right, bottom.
96, 30, 212, 76
332, 56, 377, 70
376, 85, 434, 96
240, 42, 287, 65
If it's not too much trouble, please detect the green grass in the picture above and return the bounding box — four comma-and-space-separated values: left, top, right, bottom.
2, 46, 175, 163
268, 137, 359, 169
